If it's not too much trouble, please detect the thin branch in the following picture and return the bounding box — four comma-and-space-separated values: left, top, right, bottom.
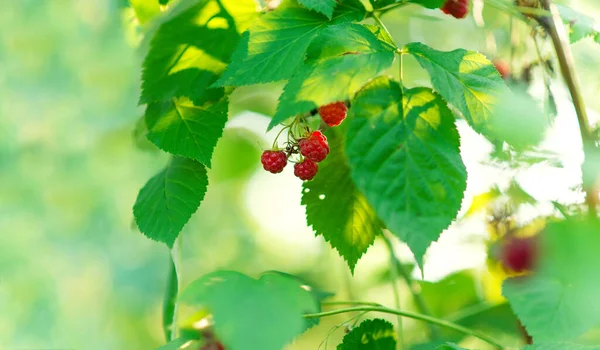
381, 234, 404, 349
539, 0, 598, 215
304, 306, 505, 349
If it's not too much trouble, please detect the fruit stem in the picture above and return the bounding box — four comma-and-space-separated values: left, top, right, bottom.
539, 0, 598, 216
304, 306, 505, 349
381, 233, 440, 339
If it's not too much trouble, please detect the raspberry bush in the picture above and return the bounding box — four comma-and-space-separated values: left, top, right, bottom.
129, 0, 600, 349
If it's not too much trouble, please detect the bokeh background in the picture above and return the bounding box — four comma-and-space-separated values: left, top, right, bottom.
1, 0, 600, 349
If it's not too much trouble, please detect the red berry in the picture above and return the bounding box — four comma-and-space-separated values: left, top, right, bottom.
201, 341, 225, 350
261, 150, 287, 174
493, 60, 510, 80
501, 237, 537, 273
294, 159, 318, 181
298, 131, 330, 163
441, 0, 469, 19
318, 101, 347, 127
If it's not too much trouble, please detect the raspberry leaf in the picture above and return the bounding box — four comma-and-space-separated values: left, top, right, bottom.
503, 218, 600, 342
140, 0, 256, 105
133, 157, 208, 248
270, 23, 395, 130
405, 42, 508, 142
337, 319, 396, 349
302, 130, 380, 274
373, 0, 445, 10
214, 0, 366, 87
180, 271, 321, 350
346, 77, 467, 269
298, 0, 338, 19
145, 97, 228, 168
557, 5, 600, 44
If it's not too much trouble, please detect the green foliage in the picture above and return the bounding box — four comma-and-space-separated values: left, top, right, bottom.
145, 97, 228, 168
526, 343, 600, 350
420, 272, 478, 317
372, 0, 445, 10
180, 271, 320, 350
302, 130, 380, 273
346, 77, 467, 268
298, 0, 338, 19
557, 5, 600, 44
133, 157, 208, 247
214, 0, 366, 87
503, 218, 600, 342
405, 42, 508, 142
162, 258, 178, 341
436, 344, 466, 350
157, 336, 198, 350
337, 319, 396, 349
271, 23, 395, 129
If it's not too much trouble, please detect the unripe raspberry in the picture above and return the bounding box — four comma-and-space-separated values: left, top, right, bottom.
441, 0, 469, 19
294, 159, 318, 181
261, 150, 287, 174
318, 101, 347, 127
501, 236, 537, 273
299, 131, 329, 163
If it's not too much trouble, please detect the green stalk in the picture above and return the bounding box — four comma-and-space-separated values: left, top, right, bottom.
381, 234, 404, 349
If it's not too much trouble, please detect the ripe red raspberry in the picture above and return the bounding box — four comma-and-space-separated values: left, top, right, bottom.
318, 101, 347, 127
501, 236, 537, 273
493, 59, 510, 80
261, 150, 287, 174
298, 131, 330, 163
441, 0, 469, 19
294, 159, 318, 181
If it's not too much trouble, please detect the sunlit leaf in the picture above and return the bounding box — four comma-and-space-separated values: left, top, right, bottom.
337, 319, 396, 349
557, 5, 600, 43
298, 0, 338, 18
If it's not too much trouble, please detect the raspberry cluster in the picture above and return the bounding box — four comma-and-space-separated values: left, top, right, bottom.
260, 101, 348, 181
441, 0, 469, 19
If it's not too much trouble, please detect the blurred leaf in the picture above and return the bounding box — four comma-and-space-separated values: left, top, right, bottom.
145, 97, 228, 168
346, 77, 467, 268
133, 157, 208, 247
526, 343, 600, 350
436, 343, 467, 350
421, 271, 479, 318
506, 180, 536, 206
163, 257, 179, 341
405, 42, 508, 143
463, 186, 501, 217
557, 5, 600, 44
503, 218, 600, 342
302, 129, 380, 274
451, 302, 521, 337
133, 115, 159, 152
373, 0, 445, 9
210, 128, 262, 182
159, 0, 170, 5
271, 23, 395, 129
337, 319, 396, 349
180, 271, 319, 350
156, 336, 198, 350
582, 145, 600, 190
298, 0, 338, 18
140, 0, 256, 105
130, 0, 162, 24
215, 0, 366, 87
488, 88, 548, 151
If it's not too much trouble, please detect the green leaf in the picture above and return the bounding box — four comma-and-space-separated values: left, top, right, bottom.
421, 271, 478, 317
130, 0, 161, 24
140, 0, 256, 105
503, 218, 600, 342
373, 0, 445, 10
526, 343, 600, 350
337, 318, 396, 349
159, 0, 170, 5
145, 97, 228, 168
162, 257, 178, 342
180, 270, 320, 350
346, 77, 467, 268
214, 0, 366, 87
302, 130, 380, 274
557, 5, 600, 44
133, 157, 208, 247
405, 42, 508, 141
270, 23, 395, 129
298, 0, 337, 19
436, 344, 467, 350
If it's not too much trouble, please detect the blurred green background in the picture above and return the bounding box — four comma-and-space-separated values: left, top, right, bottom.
1, 0, 600, 349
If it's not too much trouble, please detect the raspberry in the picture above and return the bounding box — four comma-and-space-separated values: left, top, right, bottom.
201, 341, 225, 350
298, 131, 330, 163
500, 236, 537, 273
318, 101, 347, 127
441, 0, 469, 19
261, 150, 287, 174
294, 159, 318, 181
493, 60, 510, 80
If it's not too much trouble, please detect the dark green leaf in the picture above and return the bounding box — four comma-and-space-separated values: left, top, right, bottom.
346, 77, 467, 268
180, 271, 320, 350
214, 0, 366, 87
503, 218, 600, 342
374, 0, 445, 9
405, 42, 508, 141
159, 0, 170, 5
302, 130, 380, 274
298, 0, 337, 18
140, 0, 256, 104
337, 319, 396, 350
133, 157, 208, 247
145, 97, 228, 168
271, 23, 395, 129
